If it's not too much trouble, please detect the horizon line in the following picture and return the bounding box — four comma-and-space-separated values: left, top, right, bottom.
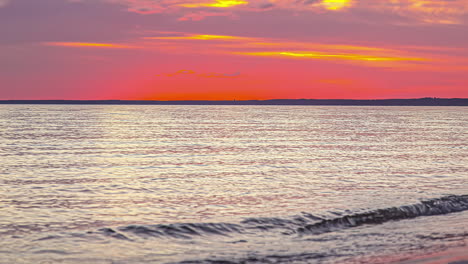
0, 98, 467, 106
1, 97, 468, 101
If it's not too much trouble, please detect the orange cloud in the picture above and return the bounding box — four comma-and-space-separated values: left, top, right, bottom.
164, 69, 196, 76
43, 42, 135, 49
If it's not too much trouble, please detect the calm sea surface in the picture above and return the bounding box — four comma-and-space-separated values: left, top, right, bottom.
0, 105, 467, 264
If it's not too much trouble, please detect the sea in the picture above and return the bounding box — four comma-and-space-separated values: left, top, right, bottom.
0, 105, 467, 264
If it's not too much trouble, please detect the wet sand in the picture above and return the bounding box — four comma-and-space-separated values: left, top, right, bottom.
395, 247, 468, 264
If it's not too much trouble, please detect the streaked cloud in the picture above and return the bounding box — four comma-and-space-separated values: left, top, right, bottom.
144, 34, 256, 41
236, 51, 426, 62
43, 42, 135, 49
142, 32, 440, 69
41, 32, 465, 73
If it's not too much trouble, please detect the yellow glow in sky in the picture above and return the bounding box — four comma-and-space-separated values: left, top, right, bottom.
145, 34, 254, 41
208, 0, 248, 7
190, 34, 250, 40
180, 0, 248, 8
321, 0, 352, 10
237, 51, 427, 62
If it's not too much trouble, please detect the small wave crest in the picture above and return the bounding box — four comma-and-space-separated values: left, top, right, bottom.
119, 223, 242, 239
94, 223, 243, 240
299, 194, 468, 234
95, 195, 468, 240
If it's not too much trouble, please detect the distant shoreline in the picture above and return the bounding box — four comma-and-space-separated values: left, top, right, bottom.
0, 98, 467, 106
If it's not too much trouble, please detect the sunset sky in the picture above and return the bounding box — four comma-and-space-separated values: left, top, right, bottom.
1, 0, 467, 100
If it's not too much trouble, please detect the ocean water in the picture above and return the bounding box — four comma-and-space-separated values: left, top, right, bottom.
0, 105, 467, 264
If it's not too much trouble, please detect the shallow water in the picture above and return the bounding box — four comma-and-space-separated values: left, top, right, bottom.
0, 105, 467, 263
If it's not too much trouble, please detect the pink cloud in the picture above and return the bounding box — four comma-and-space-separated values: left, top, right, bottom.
178, 11, 235, 21
102, 0, 468, 24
